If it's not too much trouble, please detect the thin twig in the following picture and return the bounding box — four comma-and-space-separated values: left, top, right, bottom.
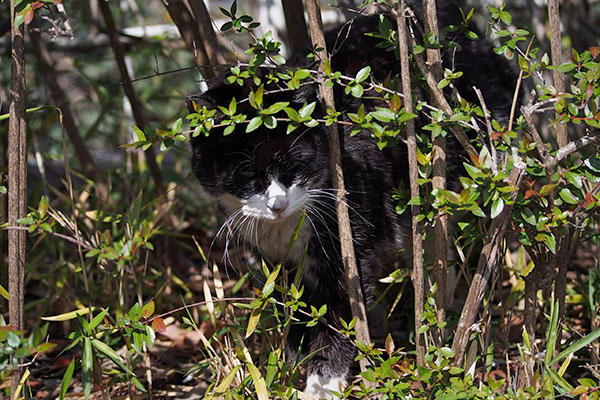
508, 37, 534, 133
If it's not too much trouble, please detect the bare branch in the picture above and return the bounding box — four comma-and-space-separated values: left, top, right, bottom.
422, 0, 447, 346
452, 160, 527, 368
305, 0, 373, 376
8, 0, 27, 392
393, 1, 426, 365
548, 0, 568, 148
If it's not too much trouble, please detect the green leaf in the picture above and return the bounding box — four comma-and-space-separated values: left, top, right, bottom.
371, 109, 396, 122
247, 362, 269, 400
38, 196, 48, 219
551, 326, 600, 365
245, 307, 262, 339
91, 339, 139, 379
545, 233, 556, 254
132, 125, 146, 142
499, 11, 512, 24
59, 358, 76, 400
355, 66, 371, 83
42, 307, 94, 321
547, 367, 575, 392
223, 124, 235, 136
0, 283, 8, 300
559, 188, 579, 205
129, 303, 142, 322
351, 84, 364, 98
299, 102, 316, 119
264, 101, 289, 114
207, 365, 242, 399
263, 115, 277, 129
545, 300, 559, 367
490, 197, 504, 219
171, 117, 182, 134
82, 338, 93, 399
556, 62, 576, 73
246, 116, 263, 133
265, 349, 279, 387
87, 308, 109, 332
142, 302, 155, 318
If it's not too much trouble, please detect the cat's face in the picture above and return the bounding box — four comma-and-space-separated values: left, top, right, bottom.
189, 82, 328, 223
191, 128, 329, 222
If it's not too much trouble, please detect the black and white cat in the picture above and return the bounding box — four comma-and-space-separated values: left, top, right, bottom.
188, 3, 518, 398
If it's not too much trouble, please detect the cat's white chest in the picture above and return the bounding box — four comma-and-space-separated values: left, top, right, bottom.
254, 215, 312, 264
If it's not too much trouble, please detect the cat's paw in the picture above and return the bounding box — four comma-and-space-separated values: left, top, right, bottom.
304, 373, 347, 399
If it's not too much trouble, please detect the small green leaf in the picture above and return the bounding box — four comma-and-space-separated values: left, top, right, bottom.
132, 125, 146, 142
245, 307, 262, 338
246, 117, 263, 132
355, 66, 371, 83
299, 102, 316, 119
559, 188, 579, 205
129, 303, 142, 322
351, 84, 364, 98
490, 197, 504, 218
38, 196, 48, 218
556, 62, 576, 73
545, 233, 556, 254
87, 308, 109, 332
142, 302, 155, 318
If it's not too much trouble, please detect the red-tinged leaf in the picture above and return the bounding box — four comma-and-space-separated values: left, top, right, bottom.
32, 1, 44, 10
152, 318, 166, 333
54, 0, 63, 4
590, 46, 600, 59
587, 85, 594, 99
24, 9, 34, 25
584, 191, 596, 207
0, 325, 17, 332
524, 189, 537, 199
490, 131, 502, 141
142, 301, 155, 319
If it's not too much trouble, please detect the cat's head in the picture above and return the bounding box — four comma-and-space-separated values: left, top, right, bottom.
188, 81, 329, 222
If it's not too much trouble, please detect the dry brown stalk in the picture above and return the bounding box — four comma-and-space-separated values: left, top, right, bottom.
304, 0, 373, 375
422, 0, 447, 345
451, 161, 527, 368
9, 0, 27, 393
548, 0, 567, 149
393, 1, 426, 365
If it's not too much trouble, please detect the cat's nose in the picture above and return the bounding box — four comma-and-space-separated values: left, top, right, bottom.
268, 196, 288, 214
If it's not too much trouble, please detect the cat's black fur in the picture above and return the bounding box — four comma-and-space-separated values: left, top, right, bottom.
189, 2, 518, 397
